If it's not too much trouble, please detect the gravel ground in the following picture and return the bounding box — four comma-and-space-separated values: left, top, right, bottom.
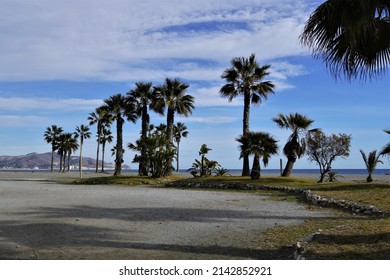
0, 173, 338, 260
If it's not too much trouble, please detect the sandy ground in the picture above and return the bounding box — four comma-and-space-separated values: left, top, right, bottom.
0, 172, 344, 260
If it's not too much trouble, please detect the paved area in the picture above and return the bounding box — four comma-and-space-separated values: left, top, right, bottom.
0, 178, 334, 259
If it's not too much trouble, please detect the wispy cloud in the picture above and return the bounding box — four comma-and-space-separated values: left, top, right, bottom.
0, 0, 311, 83
0, 115, 45, 127
0, 97, 102, 112
178, 115, 239, 124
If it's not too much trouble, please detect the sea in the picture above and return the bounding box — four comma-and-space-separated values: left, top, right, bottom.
1, 168, 389, 176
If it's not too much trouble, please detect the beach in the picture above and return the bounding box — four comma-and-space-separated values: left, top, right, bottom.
0, 171, 340, 260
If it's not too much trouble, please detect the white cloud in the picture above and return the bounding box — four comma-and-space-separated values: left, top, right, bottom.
0, 97, 102, 112
178, 116, 238, 124
0, 115, 45, 127
0, 0, 311, 82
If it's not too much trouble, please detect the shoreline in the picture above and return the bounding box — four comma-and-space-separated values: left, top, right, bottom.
0, 170, 388, 183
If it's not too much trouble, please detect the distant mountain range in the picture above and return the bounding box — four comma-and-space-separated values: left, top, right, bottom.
0, 152, 129, 170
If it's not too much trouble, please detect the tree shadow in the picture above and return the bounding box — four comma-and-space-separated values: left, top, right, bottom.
0, 220, 294, 259
17, 205, 353, 223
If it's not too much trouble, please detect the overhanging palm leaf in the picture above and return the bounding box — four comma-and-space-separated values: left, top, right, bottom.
300, 0, 390, 80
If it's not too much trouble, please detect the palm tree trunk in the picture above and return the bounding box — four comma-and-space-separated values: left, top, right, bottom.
139, 109, 149, 176
67, 152, 71, 172
251, 154, 261, 180
282, 155, 297, 177
79, 139, 83, 178
59, 152, 63, 172
242, 92, 251, 176
50, 147, 54, 172
114, 116, 124, 176
95, 123, 101, 173
166, 108, 175, 175
176, 141, 180, 172
101, 141, 106, 173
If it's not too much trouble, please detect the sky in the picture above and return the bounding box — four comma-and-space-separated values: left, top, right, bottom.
0, 0, 389, 171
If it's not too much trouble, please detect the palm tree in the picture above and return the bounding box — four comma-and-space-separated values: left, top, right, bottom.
174, 122, 188, 172
272, 113, 317, 177
58, 132, 78, 172
199, 144, 212, 176
220, 54, 275, 176
360, 150, 383, 182
127, 81, 160, 175
75, 125, 91, 178
88, 108, 112, 173
100, 127, 113, 173
152, 78, 195, 174
101, 93, 137, 176
300, 0, 390, 80
237, 132, 279, 180
43, 125, 63, 172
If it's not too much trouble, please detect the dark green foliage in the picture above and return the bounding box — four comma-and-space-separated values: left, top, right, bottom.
236, 131, 279, 180
300, 0, 390, 80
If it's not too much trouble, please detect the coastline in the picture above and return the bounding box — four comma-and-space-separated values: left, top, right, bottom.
0, 170, 388, 183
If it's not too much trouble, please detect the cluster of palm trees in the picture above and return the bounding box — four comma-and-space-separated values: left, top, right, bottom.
219, 53, 319, 179
44, 124, 91, 177
44, 78, 194, 178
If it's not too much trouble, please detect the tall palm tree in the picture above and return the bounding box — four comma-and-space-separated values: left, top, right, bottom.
75, 125, 91, 178
43, 125, 63, 172
220, 54, 275, 176
300, 0, 390, 80
101, 93, 137, 176
360, 150, 383, 182
127, 81, 160, 175
100, 127, 113, 173
272, 113, 317, 177
237, 132, 279, 180
152, 78, 195, 174
88, 108, 112, 173
174, 122, 188, 172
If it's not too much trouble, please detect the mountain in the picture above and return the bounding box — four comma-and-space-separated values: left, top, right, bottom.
0, 152, 129, 170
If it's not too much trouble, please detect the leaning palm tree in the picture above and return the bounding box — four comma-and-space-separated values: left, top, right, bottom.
199, 144, 212, 177
174, 122, 189, 172
152, 78, 195, 174
43, 125, 63, 172
127, 81, 160, 175
300, 0, 390, 80
272, 113, 317, 177
101, 93, 137, 176
220, 54, 275, 176
75, 125, 91, 178
237, 131, 279, 180
360, 150, 383, 182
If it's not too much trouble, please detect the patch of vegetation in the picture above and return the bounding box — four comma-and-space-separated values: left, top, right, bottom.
73, 175, 179, 186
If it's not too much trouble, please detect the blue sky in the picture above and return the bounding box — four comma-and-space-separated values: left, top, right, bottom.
0, 0, 389, 170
